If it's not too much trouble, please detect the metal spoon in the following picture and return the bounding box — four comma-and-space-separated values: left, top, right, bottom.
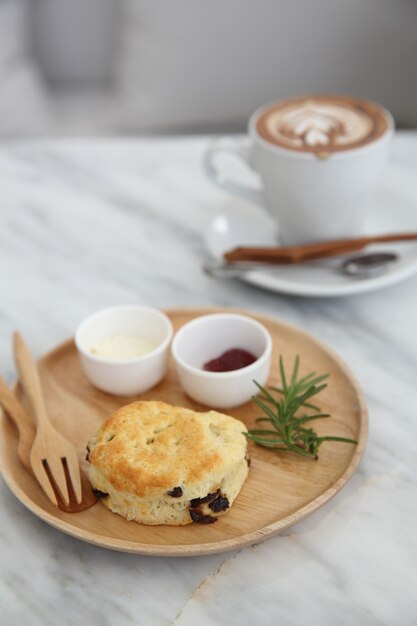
203, 252, 398, 280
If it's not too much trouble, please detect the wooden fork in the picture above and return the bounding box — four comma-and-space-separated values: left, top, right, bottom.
0, 376, 96, 512
13, 332, 83, 506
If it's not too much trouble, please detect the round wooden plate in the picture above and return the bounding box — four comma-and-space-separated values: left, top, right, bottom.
0, 308, 367, 556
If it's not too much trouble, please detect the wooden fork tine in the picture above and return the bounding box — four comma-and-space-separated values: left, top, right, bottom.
64, 450, 83, 504
44, 455, 70, 505
31, 457, 58, 507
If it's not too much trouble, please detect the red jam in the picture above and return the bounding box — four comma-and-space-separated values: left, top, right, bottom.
203, 348, 257, 372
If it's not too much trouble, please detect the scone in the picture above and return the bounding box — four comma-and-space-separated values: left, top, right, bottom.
87, 400, 249, 525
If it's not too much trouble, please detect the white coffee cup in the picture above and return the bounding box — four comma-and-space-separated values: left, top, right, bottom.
204, 96, 394, 245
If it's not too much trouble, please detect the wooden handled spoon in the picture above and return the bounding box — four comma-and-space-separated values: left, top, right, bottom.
224, 232, 417, 264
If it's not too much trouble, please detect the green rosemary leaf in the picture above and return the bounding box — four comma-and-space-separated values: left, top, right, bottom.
254, 381, 280, 407
247, 356, 357, 460
256, 394, 276, 405
300, 373, 329, 387
290, 354, 300, 387
290, 384, 328, 413
296, 371, 318, 386
244, 434, 286, 447
288, 413, 331, 426
279, 356, 288, 392
247, 429, 284, 436
269, 386, 321, 412
286, 441, 317, 458
317, 436, 358, 444
252, 396, 280, 425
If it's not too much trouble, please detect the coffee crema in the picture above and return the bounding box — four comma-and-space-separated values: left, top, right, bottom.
256, 95, 390, 155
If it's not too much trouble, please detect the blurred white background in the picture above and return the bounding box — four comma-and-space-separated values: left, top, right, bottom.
1, 0, 417, 137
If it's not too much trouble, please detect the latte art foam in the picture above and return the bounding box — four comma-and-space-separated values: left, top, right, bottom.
256, 96, 390, 155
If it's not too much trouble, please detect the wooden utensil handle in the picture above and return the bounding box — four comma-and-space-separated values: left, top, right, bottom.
13, 332, 50, 428
224, 232, 417, 264
0, 377, 35, 469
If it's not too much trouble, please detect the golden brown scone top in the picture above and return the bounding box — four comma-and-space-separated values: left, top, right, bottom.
87, 401, 247, 499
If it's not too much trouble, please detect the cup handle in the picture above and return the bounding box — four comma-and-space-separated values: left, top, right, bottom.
204, 138, 263, 204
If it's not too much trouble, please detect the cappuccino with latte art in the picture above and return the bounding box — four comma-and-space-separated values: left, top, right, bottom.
256, 95, 390, 156
205, 94, 393, 244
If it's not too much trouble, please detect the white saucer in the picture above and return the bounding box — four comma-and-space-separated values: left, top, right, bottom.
204, 195, 417, 297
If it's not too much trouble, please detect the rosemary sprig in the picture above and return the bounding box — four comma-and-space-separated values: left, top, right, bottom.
245, 355, 358, 459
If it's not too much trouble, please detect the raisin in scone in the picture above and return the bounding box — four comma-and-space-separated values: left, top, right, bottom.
87, 401, 249, 525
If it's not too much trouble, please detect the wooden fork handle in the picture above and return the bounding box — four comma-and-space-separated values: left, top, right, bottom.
0, 377, 35, 469
224, 232, 417, 264
13, 332, 50, 429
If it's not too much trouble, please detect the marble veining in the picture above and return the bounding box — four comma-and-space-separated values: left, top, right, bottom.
1, 134, 417, 625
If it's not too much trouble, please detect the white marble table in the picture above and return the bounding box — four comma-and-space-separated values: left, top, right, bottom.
1, 134, 417, 626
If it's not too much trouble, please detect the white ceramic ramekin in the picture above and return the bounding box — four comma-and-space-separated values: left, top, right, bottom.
171, 313, 272, 409
75, 305, 173, 396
